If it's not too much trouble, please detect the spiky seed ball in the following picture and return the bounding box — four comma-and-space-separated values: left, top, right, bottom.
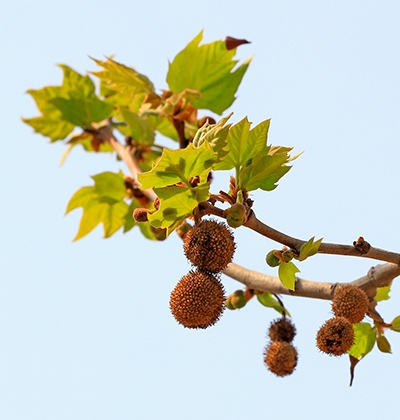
183, 220, 235, 273
264, 341, 298, 377
169, 271, 225, 329
331, 284, 369, 324
316, 316, 354, 356
268, 318, 297, 343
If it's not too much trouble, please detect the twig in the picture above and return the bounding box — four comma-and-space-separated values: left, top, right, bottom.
245, 211, 400, 264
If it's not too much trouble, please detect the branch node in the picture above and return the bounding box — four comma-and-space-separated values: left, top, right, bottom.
353, 236, 371, 254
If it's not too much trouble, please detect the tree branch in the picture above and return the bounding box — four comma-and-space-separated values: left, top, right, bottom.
95, 125, 157, 201
223, 262, 400, 301
244, 210, 400, 265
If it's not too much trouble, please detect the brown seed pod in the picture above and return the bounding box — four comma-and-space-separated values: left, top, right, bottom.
169, 271, 225, 329
183, 220, 235, 273
331, 284, 369, 324
264, 341, 298, 377
316, 316, 355, 356
268, 318, 297, 343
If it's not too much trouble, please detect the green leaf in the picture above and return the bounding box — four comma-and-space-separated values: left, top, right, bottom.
297, 237, 323, 261
65, 171, 130, 240
138, 142, 217, 189
375, 283, 391, 302
91, 171, 127, 202
50, 65, 113, 127
148, 183, 210, 232
167, 31, 251, 114
238, 147, 294, 192
256, 292, 290, 316
278, 262, 300, 291
348, 322, 376, 359
65, 186, 95, 214
118, 108, 156, 145
91, 57, 154, 110
390, 315, 400, 332
50, 96, 113, 127
192, 113, 233, 158
23, 65, 114, 140
23, 86, 75, 141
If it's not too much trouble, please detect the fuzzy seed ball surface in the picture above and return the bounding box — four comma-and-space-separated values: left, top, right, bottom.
316, 316, 354, 356
169, 271, 225, 329
264, 341, 298, 377
331, 284, 369, 324
268, 318, 297, 343
183, 220, 235, 273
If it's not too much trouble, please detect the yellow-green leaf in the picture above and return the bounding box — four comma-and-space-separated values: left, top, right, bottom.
167, 31, 251, 114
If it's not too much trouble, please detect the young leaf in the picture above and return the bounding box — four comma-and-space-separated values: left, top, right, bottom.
65, 171, 130, 240
348, 322, 376, 359
148, 183, 210, 232
297, 237, 323, 261
91, 57, 154, 110
23, 65, 114, 139
167, 31, 251, 114
238, 147, 294, 192
256, 292, 290, 316
192, 113, 233, 158
138, 142, 217, 189
53, 65, 113, 127
278, 262, 300, 291
92, 171, 127, 202
213, 117, 271, 171
375, 283, 391, 302
23, 86, 75, 141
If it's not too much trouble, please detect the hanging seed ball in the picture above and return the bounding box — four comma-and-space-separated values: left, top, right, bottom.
169, 271, 225, 329
331, 284, 369, 324
268, 318, 297, 343
183, 220, 236, 273
316, 316, 355, 356
264, 341, 298, 377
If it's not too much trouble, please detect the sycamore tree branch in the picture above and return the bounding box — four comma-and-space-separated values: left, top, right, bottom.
223, 262, 400, 301
95, 125, 157, 201
245, 211, 400, 264
198, 201, 400, 265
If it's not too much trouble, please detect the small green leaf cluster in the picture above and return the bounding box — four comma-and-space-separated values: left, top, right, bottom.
265, 237, 322, 290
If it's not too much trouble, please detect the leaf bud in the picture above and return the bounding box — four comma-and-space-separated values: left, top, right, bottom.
226, 290, 247, 309
266, 251, 281, 267
377, 335, 392, 353
226, 203, 247, 228
282, 250, 294, 263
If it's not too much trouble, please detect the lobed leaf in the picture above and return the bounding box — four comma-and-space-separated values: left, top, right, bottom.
167, 31, 251, 115
278, 261, 300, 291
138, 142, 217, 189
65, 171, 131, 240
148, 183, 210, 233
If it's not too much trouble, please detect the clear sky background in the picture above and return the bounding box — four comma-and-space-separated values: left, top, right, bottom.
2, 1, 400, 419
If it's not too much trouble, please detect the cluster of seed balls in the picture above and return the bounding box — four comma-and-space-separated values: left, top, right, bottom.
316, 284, 370, 356
264, 318, 298, 377
169, 220, 236, 329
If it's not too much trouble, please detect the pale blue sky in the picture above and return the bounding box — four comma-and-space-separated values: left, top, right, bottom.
2, 1, 400, 419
